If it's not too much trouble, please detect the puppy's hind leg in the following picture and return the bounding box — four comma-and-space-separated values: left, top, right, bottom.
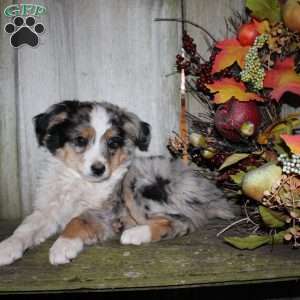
49, 210, 119, 265
121, 214, 195, 245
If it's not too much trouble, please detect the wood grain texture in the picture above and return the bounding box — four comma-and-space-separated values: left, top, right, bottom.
1, 220, 300, 293
0, 0, 258, 219
8, 0, 181, 217
184, 0, 245, 118
0, 0, 21, 220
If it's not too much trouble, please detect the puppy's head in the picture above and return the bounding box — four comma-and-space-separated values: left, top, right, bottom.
33, 100, 151, 182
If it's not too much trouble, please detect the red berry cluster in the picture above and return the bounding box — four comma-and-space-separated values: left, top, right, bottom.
176, 54, 191, 75
194, 51, 219, 94
176, 31, 243, 97
176, 33, 218, 95
195, 61, 213, 94
182, 31, 197, 56
175, 31, 197, 75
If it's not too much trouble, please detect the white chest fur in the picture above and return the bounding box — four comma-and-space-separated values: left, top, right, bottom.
33, 157, 123, 228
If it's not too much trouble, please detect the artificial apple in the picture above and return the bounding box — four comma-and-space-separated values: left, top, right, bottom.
238, 22, 259, 46
214, 99, 261, 142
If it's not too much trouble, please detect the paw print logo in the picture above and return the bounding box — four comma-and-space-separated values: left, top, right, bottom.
4, 16, 45, 48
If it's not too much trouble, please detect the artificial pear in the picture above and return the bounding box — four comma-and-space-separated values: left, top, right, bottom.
283, 0, 300, 32
242, 163, 282, 201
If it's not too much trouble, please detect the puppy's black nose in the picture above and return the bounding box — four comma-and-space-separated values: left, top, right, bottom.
91, 162, 106, 176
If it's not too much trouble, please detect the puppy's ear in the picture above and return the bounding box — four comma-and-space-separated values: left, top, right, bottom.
33, 112, 50, 146
95, 102, 152, 152
33, 103, 69, 148
124, 114, 151, 152
137, 121, 151, 151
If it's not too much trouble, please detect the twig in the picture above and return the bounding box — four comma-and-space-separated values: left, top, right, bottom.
251, 225, 260, 233
154, 18, 217, 43
244, 200, 259, 227
186, 83, 211, 109
216, 217, 249, 237
189, 79, 214, 111
290, 180, 299, 248
165, 70, 178, 77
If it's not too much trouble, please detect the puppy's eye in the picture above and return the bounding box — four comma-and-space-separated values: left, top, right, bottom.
74, 136, 88, 147
107, 137, 123, 149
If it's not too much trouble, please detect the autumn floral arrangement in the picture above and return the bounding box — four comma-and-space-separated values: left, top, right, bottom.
164, 0, 300, 249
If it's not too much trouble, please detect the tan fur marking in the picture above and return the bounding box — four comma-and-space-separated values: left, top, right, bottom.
122, 184, 147, 225
80, 127, 95, 141
109, 148, 128, 173
103, 128, 114, 140
48, 112, 67, 128
62, 217, 103, 242
148, 218, 172, 241
56, 144, 84, 171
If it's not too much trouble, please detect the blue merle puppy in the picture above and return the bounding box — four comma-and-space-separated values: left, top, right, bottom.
0, 100, 233, 266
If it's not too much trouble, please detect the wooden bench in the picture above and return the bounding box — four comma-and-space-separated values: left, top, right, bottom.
0, 220, 300, 297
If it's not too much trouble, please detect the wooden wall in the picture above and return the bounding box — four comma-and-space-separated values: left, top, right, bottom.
0, 0, 244, 220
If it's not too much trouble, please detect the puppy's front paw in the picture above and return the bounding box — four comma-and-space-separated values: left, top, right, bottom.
121, 225, 151, 245
0, 237, 23, 266
49, 237, 83, 265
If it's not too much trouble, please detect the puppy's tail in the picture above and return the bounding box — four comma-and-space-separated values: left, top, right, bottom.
204, 196, 235, 220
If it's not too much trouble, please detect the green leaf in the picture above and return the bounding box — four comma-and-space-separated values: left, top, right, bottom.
219, 153, 249, 171
246, 0, 281, 23
268, 230, 286, 245
230, 171, 246, 185
273, 143, 288, 155
224, 235, 270, 250
259, 206, 286, 228
224, 231, 286, 250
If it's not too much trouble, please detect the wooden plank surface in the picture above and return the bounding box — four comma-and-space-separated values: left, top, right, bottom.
0, 0, 21, 219
0, 220, 300, 293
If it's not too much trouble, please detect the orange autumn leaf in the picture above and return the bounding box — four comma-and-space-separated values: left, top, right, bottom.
281, 134, 300, 154
212, 39, 250, 74
263, 57, 300, 101
206, 78, 262, 104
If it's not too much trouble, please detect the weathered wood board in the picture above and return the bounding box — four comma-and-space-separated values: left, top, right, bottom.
0, 0, 250, 220
184, 0, 245, 117
0, 0, 21, 220
0, 220, 299, 294
0, 0, 181, 218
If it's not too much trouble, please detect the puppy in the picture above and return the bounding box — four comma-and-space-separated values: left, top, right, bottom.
0, 100, 233, 266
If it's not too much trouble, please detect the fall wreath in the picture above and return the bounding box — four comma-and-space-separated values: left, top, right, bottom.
158, 0, 300, 249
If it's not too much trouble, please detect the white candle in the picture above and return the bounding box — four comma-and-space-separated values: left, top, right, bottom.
180, 48, 185, 95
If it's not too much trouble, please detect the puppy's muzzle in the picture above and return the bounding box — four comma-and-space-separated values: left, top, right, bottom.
91, 162, 106, 177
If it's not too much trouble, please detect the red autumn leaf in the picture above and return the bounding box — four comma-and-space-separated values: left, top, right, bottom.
212, 39, 250, 74
281, 134, 300, 154
264, 57, 300, 101
206, 78, 262, 104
